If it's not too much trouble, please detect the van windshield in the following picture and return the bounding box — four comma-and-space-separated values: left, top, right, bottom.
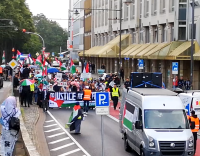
144, 109, 189, 129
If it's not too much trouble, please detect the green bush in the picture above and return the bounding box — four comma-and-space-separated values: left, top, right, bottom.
73, 60, 79, 65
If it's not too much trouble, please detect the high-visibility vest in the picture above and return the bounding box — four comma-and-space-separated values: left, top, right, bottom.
190, 117, 200, 132
112, 88, 119, 97
30, 84, 35, 91
187, 115, 190, 120
83, 89, 92, 100
0, 67, 3, 74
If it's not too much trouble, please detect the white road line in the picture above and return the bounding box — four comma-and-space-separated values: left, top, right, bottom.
45, 120, 54, 123
58, 148, 81, 156
45, 128, 61, 133
48, 138, 70, 144
107, 115, 119, 123
44, 124, 58, 128
48, 132, 65, 138
50, 142, 75, 151
47, 111, 91, 156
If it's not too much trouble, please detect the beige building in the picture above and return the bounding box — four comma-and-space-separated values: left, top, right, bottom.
79, 0, 200, 89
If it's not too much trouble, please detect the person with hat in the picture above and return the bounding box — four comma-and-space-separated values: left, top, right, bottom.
190, 110, 200, 154
111, 83, 120, 110
83, 86, 92, 116
69, 102, 83, 134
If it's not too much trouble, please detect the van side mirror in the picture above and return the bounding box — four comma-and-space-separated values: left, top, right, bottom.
135, 121, 142, 129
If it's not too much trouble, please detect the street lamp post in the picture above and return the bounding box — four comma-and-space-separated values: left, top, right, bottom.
119, 0, 123, 69
190, 0, 195, 85
24, 31, 45, 48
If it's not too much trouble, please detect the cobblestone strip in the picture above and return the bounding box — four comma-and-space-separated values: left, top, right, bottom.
22, 104, 40, 147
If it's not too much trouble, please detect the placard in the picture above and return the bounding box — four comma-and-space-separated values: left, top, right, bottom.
81, 73, 91, 79
97, 69, 105, 74
55, 73, 62, 81
58, 82, 67, 86
49, 91, 96, 108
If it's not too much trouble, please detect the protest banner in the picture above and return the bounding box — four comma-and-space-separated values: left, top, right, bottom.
57, 82, 67, 86
49, 91, 96, 108
55, 73, 62, 81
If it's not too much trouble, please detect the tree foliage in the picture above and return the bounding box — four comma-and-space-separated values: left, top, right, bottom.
0, 0, 41, 63
33, 14, 68, 54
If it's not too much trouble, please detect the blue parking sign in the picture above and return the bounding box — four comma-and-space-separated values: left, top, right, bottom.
95, 92, 110, 107
172, 62, 178, 74
138, 59, 144, 69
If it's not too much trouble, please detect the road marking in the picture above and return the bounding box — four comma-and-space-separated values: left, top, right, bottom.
107, 115, 119, 123
47, 111, 91, 156
48, 138, 70, 144
45, 120, 54, 123
58, 148, 81, 156
44, 124, 57, 128
44, 128, 61, 132
50, 142, 75, 151
48, 132, 65, 138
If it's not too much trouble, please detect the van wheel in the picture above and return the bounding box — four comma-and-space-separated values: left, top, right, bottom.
124, 135, 131, 152
140, 147, 145, 156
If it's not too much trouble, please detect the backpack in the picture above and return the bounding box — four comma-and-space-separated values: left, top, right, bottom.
8, 116, 20, 131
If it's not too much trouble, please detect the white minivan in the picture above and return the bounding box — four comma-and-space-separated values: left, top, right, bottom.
119, 88, 194, 156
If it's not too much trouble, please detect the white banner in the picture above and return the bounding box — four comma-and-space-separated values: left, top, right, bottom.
55, 73, 62, 82
81, 73, 91, 79
58, 82, 67, 86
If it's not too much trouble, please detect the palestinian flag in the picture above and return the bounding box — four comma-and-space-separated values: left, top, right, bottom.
60, 63, 66, 71
2, 51, 5, 63
70, 59, 76, 74
36, 55, 43, 69
123, 103, 135, 131
17, 50, 21, 61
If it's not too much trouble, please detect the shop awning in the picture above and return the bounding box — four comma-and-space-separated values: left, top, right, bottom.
194, 50, 200, 60
79, 50, 88, 56
144, 43, 171, 59
122, 44, 142, 58
129, 44, 150, 58
119, 44, 136, 56
85, 46, 103, 57
135, 44, 159, 58
98, 34, 130, 57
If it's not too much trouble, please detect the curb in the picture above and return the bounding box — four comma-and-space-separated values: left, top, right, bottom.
17, 99, 41, 156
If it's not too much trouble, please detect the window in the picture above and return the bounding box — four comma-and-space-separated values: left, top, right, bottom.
189, 24, 196, 39
95, 12, 97, 28
151, 0, 157, 15
102, 11, 104, 26
145, 27, 150, 43
140, 1, 142, 18
178, 27, 186, 40
154, 27, 158, 43
105, 10, 108, 25
162, 26, 167, 42
124, 4, 129, 21
171, 26, 174, 41
139, 29, 143, 43
123, 102, 136, 129
132, 32, 136, 43
130, 1, 135, 19
145, 0, 149, 17
160, 0, 166, 13
114, 4, 117, 24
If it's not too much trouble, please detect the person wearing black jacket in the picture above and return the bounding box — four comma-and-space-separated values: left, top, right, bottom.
13, 74, 19, 88
21, 86, 31, 107
124, 78, 130, 89
23, 65, 30, 79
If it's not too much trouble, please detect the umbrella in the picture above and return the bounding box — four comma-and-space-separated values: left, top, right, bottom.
20, 79, 35, 86
47, 68, 59, 73
35, 74, 42, 78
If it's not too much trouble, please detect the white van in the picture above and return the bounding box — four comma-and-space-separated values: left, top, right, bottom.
119, 88, 194, 156
178, 91, 200, 118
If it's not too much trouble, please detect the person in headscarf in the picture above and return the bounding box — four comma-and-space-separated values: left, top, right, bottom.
70, 102, 83, 134
0, 96, 21, 156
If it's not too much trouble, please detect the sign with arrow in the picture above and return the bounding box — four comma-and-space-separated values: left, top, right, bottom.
95, 92, 110, 115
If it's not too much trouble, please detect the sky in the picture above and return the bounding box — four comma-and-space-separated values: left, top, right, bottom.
26, 0, 69, 29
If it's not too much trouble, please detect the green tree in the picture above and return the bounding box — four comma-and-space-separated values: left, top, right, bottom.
0, 0, 38, 62
33, 14, 68, 54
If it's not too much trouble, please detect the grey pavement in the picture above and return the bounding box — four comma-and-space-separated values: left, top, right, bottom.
47, 108, 138, 156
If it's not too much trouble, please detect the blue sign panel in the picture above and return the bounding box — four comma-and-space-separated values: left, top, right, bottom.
95, 92, 110, 107
172, 62, 178, 74
52, 52, 55, 56
138, 59, 144, 69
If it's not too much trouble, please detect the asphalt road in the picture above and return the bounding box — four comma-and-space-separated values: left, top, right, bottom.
46, 108, 138, 156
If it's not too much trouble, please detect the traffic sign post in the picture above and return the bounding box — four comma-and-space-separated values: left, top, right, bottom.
138, 59, 144, 70
172, 62, 178, 89
95, 92, 110, 156
44, 52, 50, 59
8, 59, 18, 95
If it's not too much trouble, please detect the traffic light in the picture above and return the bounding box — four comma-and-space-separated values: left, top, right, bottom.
12, 48, 15, 52
22, 29, 26, 33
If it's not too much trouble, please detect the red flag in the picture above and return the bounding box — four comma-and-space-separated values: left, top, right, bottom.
17, 50, 21, 55
85, 63, 89, 73
42, 66, 47, 76
37, 55, 42, 62
70, 58, 74, 67
55, 57, 62, 66
43, 59, 46, 67
32, 58, 36, 63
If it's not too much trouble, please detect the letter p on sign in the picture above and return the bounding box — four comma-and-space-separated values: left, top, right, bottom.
99, 94, 106, 105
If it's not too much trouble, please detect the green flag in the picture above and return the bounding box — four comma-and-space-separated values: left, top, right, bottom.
70, 65, 76, 74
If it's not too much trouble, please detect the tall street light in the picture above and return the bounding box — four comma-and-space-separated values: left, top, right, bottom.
190, 0, 199, 86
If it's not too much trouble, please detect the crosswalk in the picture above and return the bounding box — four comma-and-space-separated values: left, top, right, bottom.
44, 112, 90, 156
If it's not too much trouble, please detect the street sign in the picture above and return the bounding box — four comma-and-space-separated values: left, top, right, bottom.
60, 54, 63, 58
95, 92, 110, 115
52, 52, 55, 56
8, 59, 18, 69
172, 62, 178, 74
138, 59, 144, 69
36, 52, 39, 56
44, 52, 50, 59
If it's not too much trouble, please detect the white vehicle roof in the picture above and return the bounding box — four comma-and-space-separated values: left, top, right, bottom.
127, 88, 184, 110
179, 90, 200, 98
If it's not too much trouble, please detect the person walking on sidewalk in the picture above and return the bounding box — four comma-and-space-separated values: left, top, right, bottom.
111, 83, 120, 110
0, 96, 21, 156
83, 86, 92, 116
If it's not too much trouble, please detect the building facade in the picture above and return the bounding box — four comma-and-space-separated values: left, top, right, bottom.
79, 0, 200, 89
